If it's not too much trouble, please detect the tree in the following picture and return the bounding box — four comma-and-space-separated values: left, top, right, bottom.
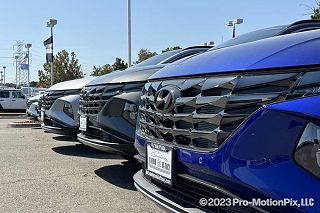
91, 57, 128, 76
112, 58, 128, 71
162, 46, 181, 53
91, 64, 113, 76
37, 50, 83, 87
311, 1, 320, 19
135, 49, 157, 64
29, 81, 38, 87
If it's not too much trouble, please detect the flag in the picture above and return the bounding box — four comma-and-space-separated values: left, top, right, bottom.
43, 36, 53, 63
20, 53, 29, 70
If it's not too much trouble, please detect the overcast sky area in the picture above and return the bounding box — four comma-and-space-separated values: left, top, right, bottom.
0, 0, 317, 83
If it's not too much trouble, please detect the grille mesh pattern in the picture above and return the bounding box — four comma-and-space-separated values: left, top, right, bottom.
149, 175, 263, 213
139, 70, 320, 150
80, 83, 144, 116
41, 90, 79, 110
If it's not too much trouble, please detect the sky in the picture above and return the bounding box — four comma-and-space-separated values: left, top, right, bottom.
0, 0, 317, 83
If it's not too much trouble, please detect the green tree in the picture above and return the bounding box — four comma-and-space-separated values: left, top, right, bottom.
311, 1, 320, 19
91, 64, 113, 76
135, 49, 157, 64
112, 58, 128, 71
37, 50, 83, 87
91, 57, 128, 76
162, 46, 181, 53
29, 81, 38, 87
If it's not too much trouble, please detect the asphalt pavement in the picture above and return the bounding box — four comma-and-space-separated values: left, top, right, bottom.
0, 118, 164, 213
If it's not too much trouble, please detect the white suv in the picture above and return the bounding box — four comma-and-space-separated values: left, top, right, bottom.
0, 89, 27, 110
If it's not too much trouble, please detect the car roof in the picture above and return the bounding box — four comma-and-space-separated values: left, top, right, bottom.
267, 95, 320, 119
149, 29, 320, 80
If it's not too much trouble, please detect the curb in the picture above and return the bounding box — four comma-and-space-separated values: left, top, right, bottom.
8, 121, 41, 128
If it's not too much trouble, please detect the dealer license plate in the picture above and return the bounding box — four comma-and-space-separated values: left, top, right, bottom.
79, 116, 87, 131
145, 142, 173, 185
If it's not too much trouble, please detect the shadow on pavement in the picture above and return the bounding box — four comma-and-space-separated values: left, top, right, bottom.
51, 144, 121, 159
52, 135, 77, 142
95, 160, 141, 191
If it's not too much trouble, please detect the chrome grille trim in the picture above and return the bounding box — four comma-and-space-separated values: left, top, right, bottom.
138, 70, 320, 150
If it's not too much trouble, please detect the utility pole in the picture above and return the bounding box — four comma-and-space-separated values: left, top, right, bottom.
13, 41, 24, 86
46, 19, 57, 86
25, 44, 32, 97
14, 55, 19, 88
127, 0, 132, 67
3, 66, 6, 88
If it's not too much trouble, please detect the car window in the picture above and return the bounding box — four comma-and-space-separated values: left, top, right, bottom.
132, 50, 181, 68
0, 91, 10, 98
162, 49, 208, 64
12, 91, 25, 99
212, 25, 287, 50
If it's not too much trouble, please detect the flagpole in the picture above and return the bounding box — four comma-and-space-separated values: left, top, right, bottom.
50, 26, 54, 86
46, 19, 57, 86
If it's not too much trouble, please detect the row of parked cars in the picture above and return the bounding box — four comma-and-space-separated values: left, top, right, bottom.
26, 20, 320, 213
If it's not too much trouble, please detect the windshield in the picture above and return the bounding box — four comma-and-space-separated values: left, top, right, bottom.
132, 50, 181, 68
213, 25, 287, 50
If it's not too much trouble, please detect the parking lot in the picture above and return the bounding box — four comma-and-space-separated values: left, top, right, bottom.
0, 117, 163, 213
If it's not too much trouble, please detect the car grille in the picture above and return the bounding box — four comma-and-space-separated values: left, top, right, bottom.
83, 126, 104, 140
80, 83, 145, 116
139, 70, 320, 150
149, 174, 263, 213
41, 90, 79, 110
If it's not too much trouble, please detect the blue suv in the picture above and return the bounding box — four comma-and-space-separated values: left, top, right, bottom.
133, 29, 320, 212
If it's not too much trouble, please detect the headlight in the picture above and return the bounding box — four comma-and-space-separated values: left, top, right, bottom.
63, 102, 74, 119
294, 122, 320, 179
122, 102, 137, 126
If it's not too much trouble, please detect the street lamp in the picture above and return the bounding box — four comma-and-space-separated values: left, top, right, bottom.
3, 66, 6, 88
127, 0, 132, 67
227, 18, 243, 38
14, 55, 19, 88
25, 43, 32, 97
46, 18, 57, 86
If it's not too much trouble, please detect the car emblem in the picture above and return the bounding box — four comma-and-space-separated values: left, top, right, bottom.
154, 86, 180, 113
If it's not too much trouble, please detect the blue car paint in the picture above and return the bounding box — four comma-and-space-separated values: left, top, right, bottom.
135, 96, 320, 212
150, 29, 320, 80
135, 30, 320, 212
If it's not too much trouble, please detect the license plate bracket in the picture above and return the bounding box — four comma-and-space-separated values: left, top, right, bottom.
145, 142, 173, 185
79, 116, 87, 131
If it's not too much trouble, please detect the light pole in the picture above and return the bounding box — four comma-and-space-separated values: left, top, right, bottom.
14, 55, 19, 88
127, 0, 132, 67
227, 19, 243, 38
0, 71, 3, 88
46, 19, 57, 86
3, 66, 6, 88
25, 44, 32, 97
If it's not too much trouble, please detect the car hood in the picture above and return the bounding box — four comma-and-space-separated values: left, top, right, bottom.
85, 64, 165, 86
28, 94, 43, 101
46, 77, 96, 91
150, 29, 320, 80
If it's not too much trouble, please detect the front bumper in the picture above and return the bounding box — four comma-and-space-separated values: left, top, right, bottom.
134, 170, 266, 213
77, 133, 136, 155
42, 123, 79, 135
134, 170, 201, 213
